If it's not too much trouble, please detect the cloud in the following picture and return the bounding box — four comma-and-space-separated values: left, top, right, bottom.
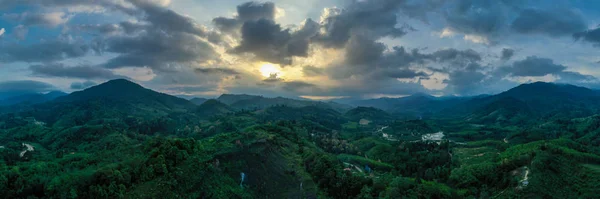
0, 38, 89, 63
0, 80, 55, 92
3, 12, 70, 27
444, 69, 487, 95
282, 81, 318, 92
344, 35, 386, 65
237, 1, 276, 21
442, 0, 511, 42
0, 28, 4, 36
262, 73, 283, 83
314, 0, 412, 48
557, 71, 597, 82
13, 25, 28, 40
166, 85, 216, 93
71, 23, 123, 35
101, 30, 218, 71
511, 8, 586, 36
501, 48, 514, 61
231, 19, 295, 65
503, 56, 567, 77
129, 0, 208, 37
70, 81, 97, 90
302, 65, 324, 76
30, 63, 121, 79
0, 0, 221, 72
574, 27, 600, 47
378, 69, 429, 79
431, 48, 481, 64
221, 3, 319, 66
194, 68, 240, 75
213, 1, 276, 33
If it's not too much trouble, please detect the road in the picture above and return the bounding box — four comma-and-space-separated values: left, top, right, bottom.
20, 143, 34, 157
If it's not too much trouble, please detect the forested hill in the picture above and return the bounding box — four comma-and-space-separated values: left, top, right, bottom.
217, 93, 353, 112
345, 82, 600, 124
54, 79, 197, 110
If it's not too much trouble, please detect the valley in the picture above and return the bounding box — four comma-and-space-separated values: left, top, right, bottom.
1, 80, 600, 198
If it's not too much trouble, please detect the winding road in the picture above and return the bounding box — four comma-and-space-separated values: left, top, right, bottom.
20, 143, 34, 157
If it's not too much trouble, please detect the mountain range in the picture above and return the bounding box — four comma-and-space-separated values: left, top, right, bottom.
3, 79, 600, 198
3, 79, 600, 126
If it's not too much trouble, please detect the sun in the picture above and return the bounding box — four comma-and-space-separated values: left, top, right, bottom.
259, 63, 281, 78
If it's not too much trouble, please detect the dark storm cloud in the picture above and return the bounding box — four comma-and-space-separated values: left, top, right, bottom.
443, 0, 509, 39
72, 24, 122, 35
129, 0, 208, 37
314, 0, 411, 48
0, 80, 55, 92
213, 17, 240, 33
378, 47, 430, 68
70, 81, 97, 90
85, 1, 222, 71
231, 18, 316, 65
194, 68, 240, 75
282, 81, 318, 92
212, 1, 276, 34
213, 2, 319, 65
511, 8, 587, 36
1, 0, 221, 72
232, 19, 291, 64
504, 56, 567, 77
237, 1, 276, 21
444, 69, 487, 95
574, 27, 600, 47
431, 48, 481, 63
441, 0, 593, 42
287, 19, 320, 57
302, 65, 324, 76
30, 63, 121, 79
344, 35, 386, 65
0, 39, 89, 63
101, 31, 218, 70
501, 48, 514, 61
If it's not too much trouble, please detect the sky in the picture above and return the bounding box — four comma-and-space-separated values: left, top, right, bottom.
1, 0, 600, 100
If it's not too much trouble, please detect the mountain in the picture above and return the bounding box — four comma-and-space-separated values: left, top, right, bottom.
196, 99, 233, 118
217, 94, 353, 112
19, 79, 199, 127
457, 82, 600, 124
497, 82, 599, 100
189, 97, 208, 105
217, 94, 259, 105
349, 93, 471, 119
54, 79, 196, 110
0, 91, 67, 106
344, 106, 393, 123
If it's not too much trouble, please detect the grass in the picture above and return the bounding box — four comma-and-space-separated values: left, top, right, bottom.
454, 146, 499, 166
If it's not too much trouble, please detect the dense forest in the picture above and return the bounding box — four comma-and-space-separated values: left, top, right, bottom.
1, 79, 600, 198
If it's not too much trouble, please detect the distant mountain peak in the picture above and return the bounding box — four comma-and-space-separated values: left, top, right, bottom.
501, 81, 595, 99
99, 79, 143, 88
409, 92, 435, 99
